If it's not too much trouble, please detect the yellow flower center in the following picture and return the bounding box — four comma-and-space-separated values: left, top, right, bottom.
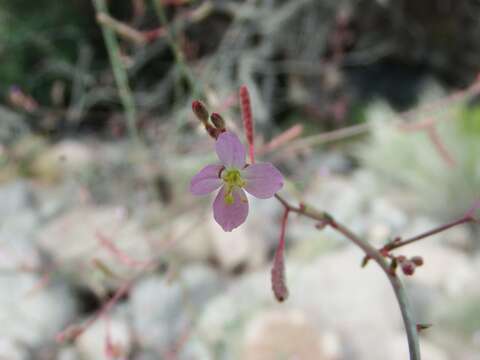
222, 168, 246, 205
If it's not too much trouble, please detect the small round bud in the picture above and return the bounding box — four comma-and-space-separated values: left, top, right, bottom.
192, 100, 209, 124
411, 256, 424, 267
396, 255, 406, 263
401, 260, 416, 276
210, 112, 226, 130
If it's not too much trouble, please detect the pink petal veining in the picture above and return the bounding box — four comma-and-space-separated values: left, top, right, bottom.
213, 186, 249, 231
243, 163, 284, 199
190, 164, 223, 195
215, 132, 246, 168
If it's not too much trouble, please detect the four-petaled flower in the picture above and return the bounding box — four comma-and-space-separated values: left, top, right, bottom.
190, 131, 284, 231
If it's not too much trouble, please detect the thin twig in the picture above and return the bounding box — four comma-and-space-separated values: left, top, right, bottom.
56, 279, 133, 343
257, 124, 303, 156
276, 75, 480, 155
383, 215, 476, 253
279, 123, 369, 153
151, 0, 198, 97
92, 0, 141, 146
96, 12, 147, 45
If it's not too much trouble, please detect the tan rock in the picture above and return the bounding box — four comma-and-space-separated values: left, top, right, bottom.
243, 309, 331, 360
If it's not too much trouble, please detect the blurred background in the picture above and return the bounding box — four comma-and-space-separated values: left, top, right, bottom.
1, 0, 480, 359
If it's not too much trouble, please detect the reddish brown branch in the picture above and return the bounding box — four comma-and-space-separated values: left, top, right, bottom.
383, 211, 477, 253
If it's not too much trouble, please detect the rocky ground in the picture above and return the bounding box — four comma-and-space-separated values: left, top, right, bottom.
0, 139, 479, 360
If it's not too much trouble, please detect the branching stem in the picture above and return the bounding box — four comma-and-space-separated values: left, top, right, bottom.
274, 193, 421, 360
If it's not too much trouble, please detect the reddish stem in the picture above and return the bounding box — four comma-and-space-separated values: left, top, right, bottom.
240, 85, 255, 164
56, 280, 133, 343
425, 124, 456, 167
257, 124, 304, 156
383, 215, 475, 252
96, 231, 154, 269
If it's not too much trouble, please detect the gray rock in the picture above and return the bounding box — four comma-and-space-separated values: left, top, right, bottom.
166, 198, 276, 271
131, 265, 223, 352
0, 194, 41, 271
399, 243, 477, 299
0, 338, 29, 360
292, 248, 400, 359
75, 314, 132, 360
56, 347, 80, 360
207, 201, 269, 270
383, 333, 448, 360
37, 206, 152, 293
159, 214, 214, 264
242, 309, 332, 360
0, 181, 35, 219
306, 175, 367, 226
195, 247, 422, 360
0, 273, 76, 347
0, 106, 28, 144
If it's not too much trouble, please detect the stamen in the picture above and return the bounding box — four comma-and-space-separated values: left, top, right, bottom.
222, 169, 246, 205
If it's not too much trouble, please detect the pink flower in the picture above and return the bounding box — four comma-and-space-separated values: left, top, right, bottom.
191, 131, 284, 231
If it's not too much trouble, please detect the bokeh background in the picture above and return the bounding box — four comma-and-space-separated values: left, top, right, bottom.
1, 0, 480, 359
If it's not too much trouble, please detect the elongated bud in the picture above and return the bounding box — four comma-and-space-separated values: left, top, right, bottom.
271, 209, 289, 302
192, 100, 209, 125
210, 112, 226, 130
240, 85, 255, 164
271, 246, 288, 302
205, 123, 219, 139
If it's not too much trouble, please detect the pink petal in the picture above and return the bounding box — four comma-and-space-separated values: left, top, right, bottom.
215, 132, 246, 168
190, 164, 223, 195
243, 163, 284, 199
213, 186, 249, 232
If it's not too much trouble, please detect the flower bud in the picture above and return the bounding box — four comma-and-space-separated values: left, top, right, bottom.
210, 112, 226, 130
411, 256, 424, 266
204, 123, 219, 139
192, 100, 209, 125
401, 260, 416, 276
